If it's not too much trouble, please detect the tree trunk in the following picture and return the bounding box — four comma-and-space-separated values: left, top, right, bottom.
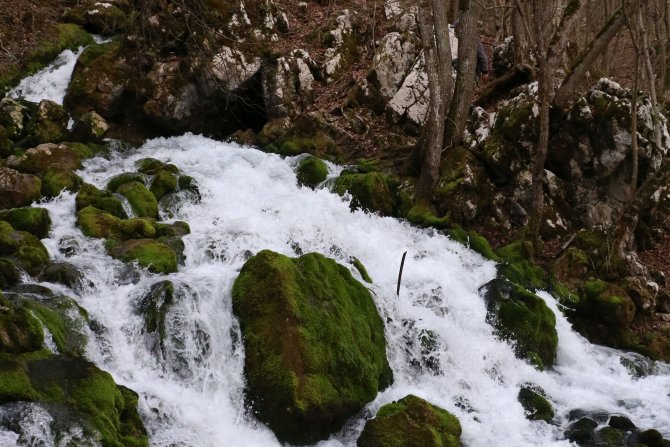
637, 8, 663, 149
444, 0, 478, 149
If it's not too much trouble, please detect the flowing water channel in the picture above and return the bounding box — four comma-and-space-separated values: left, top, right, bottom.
1, 48, 670, 447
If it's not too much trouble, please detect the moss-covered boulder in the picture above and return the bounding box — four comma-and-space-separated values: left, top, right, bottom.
136, 158, 179, 175
357, 395, 461, 447
232, 250, 393, 444
39, 262, 86, 290
0, 259, 21, 289
149, 170, 178, 201
518, 386, 554, 423
108, 239, 177, 274
578, 279, 636, 328
334, 172, 410, 217
483, 279, 558, 369
0, 354, 148, 446
42, 169, 83, 197
0, 292, 44, 354
0, 168, 42, 210
118, 218, 156, 240
137, 280, 175, 351
0, 207, 51, 239
496, 241, 548, 290
76, 183, 127, 218
155, 221, 190, 238
0, 221, 50, 275
106, 172, 148, 192
24, 100, 69, 145
297, 156, 328, 188
77, 206, 122, 239
117, 181, 159, 219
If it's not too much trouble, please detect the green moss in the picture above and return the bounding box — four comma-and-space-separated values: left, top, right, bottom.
595, 427, 625, 446
0, 293, 44, 354
0, 222, 50, 273
232, 250, 392, 444
407, 203, 450, 229
117, 182, 159, 219
448, 226, 500, 261
352, 257, 372, 283
109, 239, 177, 274
357, 394, 462, 447
62, 141, 106, 159
106, 173, 147, 192
77, 206, 122, 239
118, 218, 156, 240
0, 259, 20, 288
552, 282, 580, 309
297, 156, 328, 188
155, 221, 190, 238
26, 297, 88, 357
76, 183, 128, 219
0, 360, 39, 402
496, 241, 547, 290
518, 387, 554, 422
578, 279, 636, 328
135, 158, 179, 175
485, 279, 558, 368
42, 169, 83, 198
0, 207, 51, 238
149, 170, 178, 201
334, 172, 396, 216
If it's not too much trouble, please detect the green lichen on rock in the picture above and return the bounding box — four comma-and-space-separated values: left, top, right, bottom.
357, 394, 462, 447
108, 239, 177, 274
484, 279, 558, 369
518, 387, 554, 423
0, 354, 148, 447
76, 183, 128, 219
232, 250, 393, 444
297, 156, 328, 188
0, 207, 51, 239
117, 181, 159, 219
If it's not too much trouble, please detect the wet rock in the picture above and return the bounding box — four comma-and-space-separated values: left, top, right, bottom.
0, 168, 42, 210
232, 250, 392, 444
483, 278, 558, 369
137, 280, 175, 347
566, 417, 599, 444
155, 221, 190, 238
106, 172, 148, 192
0, 221, 50, 275
517, 386, 554, 423
136, 158, 179, 176
149, 170, 178, 201
0, 259, 21, 289
0, 292, 44, 354
357, 395, 461, 447
0, 207, 51, 239
608, 415, 636, 431
333, 171, 409, 217
118, 218, 157, 240
71, 110, 109, 142
117, 181, 159, 219
76, 206, 122, 239
39, 262, 87, 290
108, 238, 178, 274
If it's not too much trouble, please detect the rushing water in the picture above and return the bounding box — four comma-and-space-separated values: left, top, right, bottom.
18, 135, 667, 446
2, 45, 670, 447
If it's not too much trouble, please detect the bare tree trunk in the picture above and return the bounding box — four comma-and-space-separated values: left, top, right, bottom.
637, 8, 663, 149
553, 6, 628, 109
512, 3, 530, 65
444, 0, 478, 148
631, 54, 640, 200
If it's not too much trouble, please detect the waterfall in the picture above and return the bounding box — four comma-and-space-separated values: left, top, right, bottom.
21, 135, 668, 446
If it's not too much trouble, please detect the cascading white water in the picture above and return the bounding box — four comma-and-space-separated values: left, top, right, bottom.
21, 134, 668, 446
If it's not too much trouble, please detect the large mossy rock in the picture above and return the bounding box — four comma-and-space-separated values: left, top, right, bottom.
333, 171, 411, 217
0, 207, 51, 239
0, 168, 42, 210
483, 278, 558, 369
117, 181, 159, 219
0, 221, 50, 275
232, 250, 393, 444
108, 239, 177, 274
0, 354, 148, 447
76, 183, 128, 218
518, 386, 554, 423
296, 156, 328, 188
357, 394, 461, 447
0, 293, 44, 354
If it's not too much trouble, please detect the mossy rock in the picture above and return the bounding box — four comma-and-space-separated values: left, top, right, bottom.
334, 172, 398, 216
518, 386, 554, 423
39, 262, 86, 290
117, 181, 159, 219
0, 167, 42, 210
155, 221, 190, 238
76, 183, 128, 219
136, 280, 175, 349
566, 417, 598, 444
77, 206, 122, 239
157, 236, 185, 265
11, 292, 89, 357
357, 394, 461, 447
0, 207, 51, 239
42, 169, 83, 198
149, 170, 178, 201
484, 278, 558, 369
578, 279, 636, 328
297, 156, 328, 188
496, 241, 548, 290
0, 354, 148, 446
407, 202, 450, 229
0, 259, 21, 289
595, 427, 625, 446
0, 126, 14, 158
0, 221, 50, 275
0, 292, 44, 354
352, 257, 372, 283
108, 239, 177, 274
63, 141, 107, 160
177, 175, 199, 194
25, 101, 69, 146
118, 218, 156, 240
106, 172, 147, 192
232, 250, 393, 444
135, 158, 179, 175
448, 226, 500, 261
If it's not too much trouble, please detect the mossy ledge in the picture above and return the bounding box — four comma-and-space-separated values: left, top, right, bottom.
232, 250, 392, 445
